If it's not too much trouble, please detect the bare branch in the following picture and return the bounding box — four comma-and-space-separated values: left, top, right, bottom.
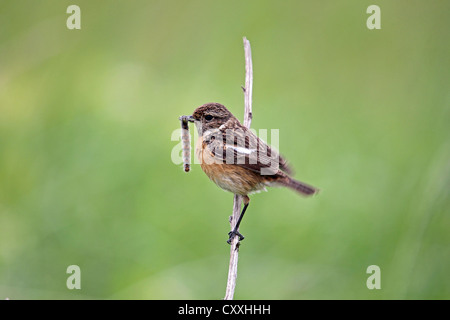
224, 37, 253, 300
243, 37, 253, 128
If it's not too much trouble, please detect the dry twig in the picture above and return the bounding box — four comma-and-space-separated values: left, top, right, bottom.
224, 37, 253, 300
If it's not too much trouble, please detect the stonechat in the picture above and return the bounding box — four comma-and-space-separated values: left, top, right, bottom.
183, 102, 318, 243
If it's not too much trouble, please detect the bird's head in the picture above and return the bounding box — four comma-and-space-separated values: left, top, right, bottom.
191, 102, 235, 134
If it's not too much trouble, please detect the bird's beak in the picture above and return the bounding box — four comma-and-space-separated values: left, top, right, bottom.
179, 115, 195, 123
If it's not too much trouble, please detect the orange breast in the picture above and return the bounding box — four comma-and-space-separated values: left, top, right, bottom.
196, 137, 264, 195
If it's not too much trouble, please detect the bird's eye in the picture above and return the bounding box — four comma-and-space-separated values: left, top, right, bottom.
205, 115, 213, 121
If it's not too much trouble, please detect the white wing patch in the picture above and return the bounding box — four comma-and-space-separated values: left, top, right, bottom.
225, 145, 256, 155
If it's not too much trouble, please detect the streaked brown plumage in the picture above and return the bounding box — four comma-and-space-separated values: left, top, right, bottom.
188, 102, 318, 243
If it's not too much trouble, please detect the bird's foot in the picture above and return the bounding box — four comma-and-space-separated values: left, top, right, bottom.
227, 229, 245, 244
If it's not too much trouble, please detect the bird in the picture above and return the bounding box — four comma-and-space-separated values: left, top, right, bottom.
185, 102, 318, 243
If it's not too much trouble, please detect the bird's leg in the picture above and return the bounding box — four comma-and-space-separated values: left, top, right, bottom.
227, 196, 250, 244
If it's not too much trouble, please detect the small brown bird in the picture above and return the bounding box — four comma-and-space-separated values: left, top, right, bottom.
185, 102, 318, 243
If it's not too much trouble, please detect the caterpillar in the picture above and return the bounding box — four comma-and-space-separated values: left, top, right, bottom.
180, 116, 191, 172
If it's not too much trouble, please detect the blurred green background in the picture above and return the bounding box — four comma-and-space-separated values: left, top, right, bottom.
1, 0, 449, 299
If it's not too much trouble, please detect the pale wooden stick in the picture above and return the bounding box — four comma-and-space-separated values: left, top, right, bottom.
243, 37, 253, 128
224, 37, 253, 300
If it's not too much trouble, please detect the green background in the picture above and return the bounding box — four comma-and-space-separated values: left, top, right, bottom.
1, 0, 449, 299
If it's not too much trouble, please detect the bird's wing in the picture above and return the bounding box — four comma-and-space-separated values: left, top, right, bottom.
203, 126, 293, 176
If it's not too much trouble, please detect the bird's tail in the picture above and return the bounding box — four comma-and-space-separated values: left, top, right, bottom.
276, 175, 319, 196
